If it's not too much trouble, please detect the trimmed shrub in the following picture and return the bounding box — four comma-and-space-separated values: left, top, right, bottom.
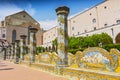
102, 44, 120, 51
68, 48, 85, 54
36, 46, 45, 54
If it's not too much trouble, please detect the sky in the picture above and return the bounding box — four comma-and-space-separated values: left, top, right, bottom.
0, 0, 104, 30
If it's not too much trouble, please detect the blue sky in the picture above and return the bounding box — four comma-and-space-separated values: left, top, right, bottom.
0, 0, 104, 30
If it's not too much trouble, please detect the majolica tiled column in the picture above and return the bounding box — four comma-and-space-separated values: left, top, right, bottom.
11, 43, 15, 60
56, 6, 69, 66
3, 48, 7, 60
6, 48, 8, 60
20, 35, 27, 61
14, 40, 20, 63
8, 45, 11, 60
9, 44, 12, 60
29, 28, 38, 63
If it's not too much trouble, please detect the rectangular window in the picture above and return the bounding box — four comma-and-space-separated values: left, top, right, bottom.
73, 21, 75, 23
1, 21, 4, 26
85, 30, 87, 33
104, 23, 107, 26
78, 32, 80, 35
2, 34, 5, 38
3, 30, 6, 32
72, 27, 74, 30
94, 27, 96, 30
117, 20, 120, 24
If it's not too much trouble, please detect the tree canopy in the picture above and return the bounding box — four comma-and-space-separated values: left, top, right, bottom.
52, 32, 113, 54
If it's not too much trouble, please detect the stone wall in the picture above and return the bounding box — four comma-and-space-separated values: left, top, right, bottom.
3, 11, 43, 46
6, 26, 43, 46
5, 11, 38, 26
6, 26, 28, 44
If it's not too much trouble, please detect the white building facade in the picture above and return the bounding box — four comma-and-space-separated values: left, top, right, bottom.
0, 21, 6, 40
43, 26, 57, 48
43, 0, 120, 48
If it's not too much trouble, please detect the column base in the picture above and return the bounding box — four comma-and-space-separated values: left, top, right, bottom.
55, 62, 69, 75
14, 57, 19, 64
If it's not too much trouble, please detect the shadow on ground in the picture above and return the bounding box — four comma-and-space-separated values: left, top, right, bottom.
0, 68, 14, 71
0, 65, 8, 67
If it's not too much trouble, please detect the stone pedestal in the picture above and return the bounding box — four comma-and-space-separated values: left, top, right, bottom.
20, 35, 27, 61
14, 40, 20, 63
55, 6, 69, 74
29, 28, 38, 63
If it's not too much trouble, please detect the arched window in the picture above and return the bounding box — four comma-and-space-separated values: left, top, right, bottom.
12, 30, 16, 42
28, 26, 32, 44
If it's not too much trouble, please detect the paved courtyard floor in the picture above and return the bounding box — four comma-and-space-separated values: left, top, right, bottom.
0, 60, 67, 80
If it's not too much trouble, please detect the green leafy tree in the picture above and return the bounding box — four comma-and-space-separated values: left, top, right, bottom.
100, 33, 113, 45
68, 37, 80, 49
91, 33, 113, 46
91, 34, 101, 46
52, 38, 57, 52
52, 33, 113, 54
82, 36, 96, 48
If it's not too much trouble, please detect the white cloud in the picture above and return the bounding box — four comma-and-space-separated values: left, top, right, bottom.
25, 3, 36, 16
0, 3, 22, 21
39, 19, 57, 30
0, 3, 36, 21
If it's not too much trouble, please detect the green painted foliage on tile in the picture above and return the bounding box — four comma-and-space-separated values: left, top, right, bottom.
58, 43, 65, 51
58, 16, 64, 24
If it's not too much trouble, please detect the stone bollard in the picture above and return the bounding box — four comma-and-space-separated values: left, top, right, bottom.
55, 6, 69, 74
20, 35, 27, 61
29, 28, 38, 63
14, 40, 20, 64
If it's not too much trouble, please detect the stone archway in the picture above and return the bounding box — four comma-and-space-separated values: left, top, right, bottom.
115, 33, 120, 43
